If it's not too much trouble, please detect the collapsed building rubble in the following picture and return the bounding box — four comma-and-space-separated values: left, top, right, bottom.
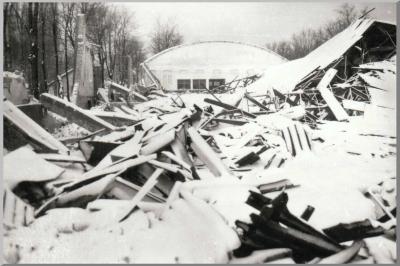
3, 18, 397, 263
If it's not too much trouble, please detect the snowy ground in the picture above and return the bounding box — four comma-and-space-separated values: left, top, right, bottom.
3, 89, 396, 263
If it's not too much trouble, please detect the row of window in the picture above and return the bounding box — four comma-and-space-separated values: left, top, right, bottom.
177, 79, 226, 90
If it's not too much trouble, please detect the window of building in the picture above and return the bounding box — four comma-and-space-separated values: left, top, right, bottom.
209, 79, 225, 90
193, 79, 207, 90
177, 79, 191, 90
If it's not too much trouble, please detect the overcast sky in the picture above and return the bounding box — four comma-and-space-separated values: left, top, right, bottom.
115, 2, 396, 50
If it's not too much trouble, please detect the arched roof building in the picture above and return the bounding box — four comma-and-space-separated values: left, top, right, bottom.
139, 41, 287, 91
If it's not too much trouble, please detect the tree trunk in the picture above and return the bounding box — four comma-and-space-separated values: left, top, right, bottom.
99, 51, 105, 88
29, 3, 40, 99
52, 3, 60, 96
40, 4, 48, 93
64, 26, 70, 101
4, 3, 11, 70
108, 32, 113, 79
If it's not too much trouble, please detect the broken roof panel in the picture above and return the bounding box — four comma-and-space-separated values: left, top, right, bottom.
245, 19, 396, 94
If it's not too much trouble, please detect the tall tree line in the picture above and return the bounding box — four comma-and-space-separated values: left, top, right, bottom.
3, 2, 146, 98
266, 4, 372, 60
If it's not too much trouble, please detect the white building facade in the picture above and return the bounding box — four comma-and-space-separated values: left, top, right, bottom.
139, 41, 287, 91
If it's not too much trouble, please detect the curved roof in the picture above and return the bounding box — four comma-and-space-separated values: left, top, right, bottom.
144, 41, 287, 69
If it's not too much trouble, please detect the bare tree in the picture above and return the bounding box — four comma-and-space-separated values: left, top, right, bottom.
266, 4, 372, 60
4, 3, 11, 70
150, 17, 183, 54
61, 3, 76, 101
51, 3, 60, 96
4, 2, 146, 95
28, 3, 39, 98
40, 3, 48, 93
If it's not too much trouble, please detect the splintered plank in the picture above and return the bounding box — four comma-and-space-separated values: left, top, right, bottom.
39, 153, 87, 163
273, 89, 297, 106
131, 90, 149, 102
118, 168, 164, 222
40, 93, 116, 132
212, 118, 249, 126
141, 129, 175, 155
110, 82, 130, 97
317, 69, 349, 122
108, 177, 165, 202
109, 130, 144, 162
244, 93, 270, 111
119, 105, 140, 117
204, 98, 257, 119
89, 110, 138, 127
63, 154, 158, 191
170, 136, 193, 167
187, 127, 230, 177
4, 100, 69, 154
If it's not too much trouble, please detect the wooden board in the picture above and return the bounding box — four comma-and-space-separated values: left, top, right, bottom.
4, 100, 69, 154
109, 130, 144, 161
110, 82, 130, 96
40, 93, 116, 132
204, 98, 257, 119
187, 127, 231, 177
317, 69, 349, 122
244, 93, 270, 111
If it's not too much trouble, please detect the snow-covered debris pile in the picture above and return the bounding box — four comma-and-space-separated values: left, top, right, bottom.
3, 18, 396, 264
243, 18, 395, 127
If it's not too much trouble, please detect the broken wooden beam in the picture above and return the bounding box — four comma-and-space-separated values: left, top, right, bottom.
108, 176, 165, 202
141, 129, 175, 155
322, 219, 385, 243
119, 168, 164, 222
204, 98, 257, 119
244, 93, 270, 111
235, 146, 268, 167
89, 110, 138, 127
39, 153, 87, 163
118, 105, 140, 117
250, 214, 342, 257
212, 118, 249, 126
187, 127, 231, 177
170, 135, 194, 168
40, 93, 116, 132
4, 100, 69, 154
131, 90, 149, 102
110, 82, 130, 97
258, 179, 299, 194
273, 89, 297, 106
317, 69, 349, 122
109, 130, 144, 162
